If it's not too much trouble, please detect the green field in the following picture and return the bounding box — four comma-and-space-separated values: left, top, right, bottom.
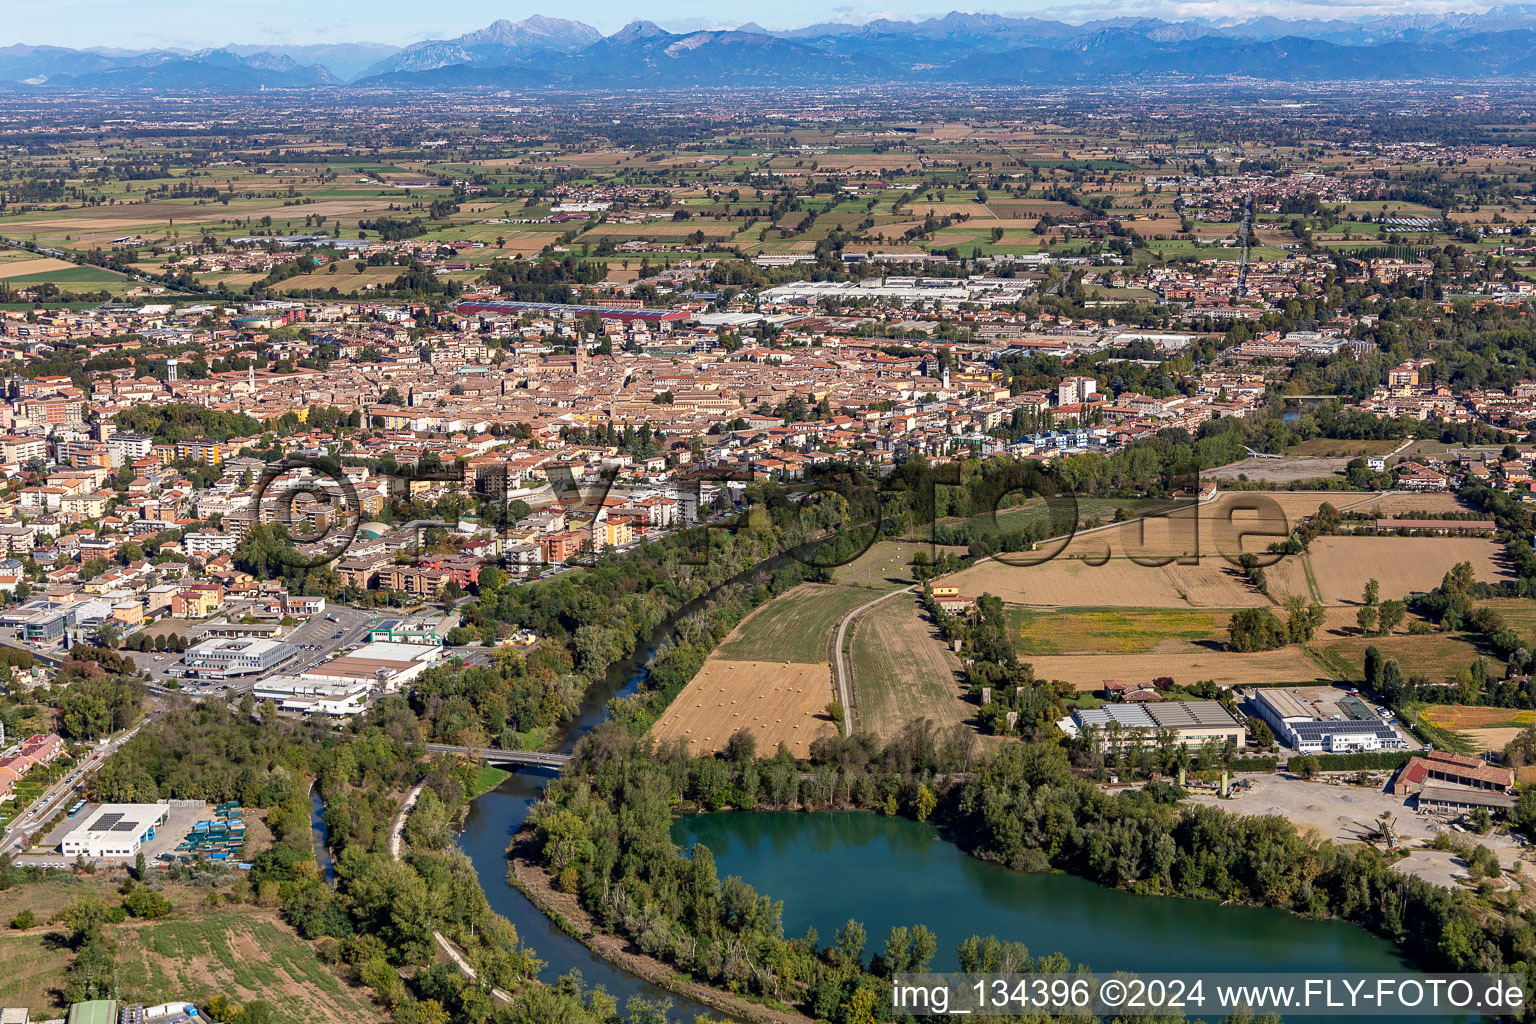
1009, 607, 1230, 655
0, 881, 376, 1022
715, 583, 875, 663
834, 540, 966, 590
1309, 631, 1489, 682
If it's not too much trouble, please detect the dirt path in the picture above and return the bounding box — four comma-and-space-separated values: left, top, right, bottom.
390, 781, 511, 1004
508, 831, 816, 1024
833, 585, 913, 735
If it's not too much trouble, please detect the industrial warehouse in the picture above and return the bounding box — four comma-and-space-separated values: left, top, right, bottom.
59, 803, 169, 859
1061, 700, 1246, 748
1251, 687, 1410, 753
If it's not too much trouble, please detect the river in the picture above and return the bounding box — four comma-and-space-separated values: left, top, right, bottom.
458, 652, 726, 1021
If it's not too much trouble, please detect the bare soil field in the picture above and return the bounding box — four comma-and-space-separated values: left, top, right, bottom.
1304, 536, 1512, 604
1026, 646, 1322, 689
851, 593, 970, 738
948, 554, 1266, 608
649, 659, 837, 757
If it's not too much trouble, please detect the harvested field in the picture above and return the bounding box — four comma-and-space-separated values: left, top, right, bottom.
1303, 536, 1512, 604
1206, 456, 1354, 484
1025, 647, 1323, 690
834, 540, 967, 590
1479, 598, 1536, 644
1010, 607, 1229, 655
946, 555, 1267, 608
851, 593, 969, 738
1355, 492, 1473, 516
649, 659, 837, 757
0, 256, 77, 278
1310, 632, 1487, 681
714, 583, 872, 663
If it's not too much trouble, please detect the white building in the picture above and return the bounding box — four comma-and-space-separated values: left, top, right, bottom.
183, 531, 239, 557
182, 637, 296, 678
1057, 375, 1098, 406
60, 803, 169, 859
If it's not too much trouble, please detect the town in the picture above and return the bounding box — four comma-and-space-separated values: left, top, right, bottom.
5, 57, 1536, 1024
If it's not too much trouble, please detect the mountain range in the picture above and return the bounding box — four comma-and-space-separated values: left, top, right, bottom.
16, 8, 1536, 91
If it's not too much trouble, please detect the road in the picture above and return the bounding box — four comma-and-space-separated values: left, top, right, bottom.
0, 713, 156, 856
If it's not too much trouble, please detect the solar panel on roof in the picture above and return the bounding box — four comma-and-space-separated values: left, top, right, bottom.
111, 821, 136, 832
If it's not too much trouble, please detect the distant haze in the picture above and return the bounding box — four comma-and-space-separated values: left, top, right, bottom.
8, 7, 1536, 89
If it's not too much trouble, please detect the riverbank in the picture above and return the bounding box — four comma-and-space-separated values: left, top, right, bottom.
506, 828, 816, 1024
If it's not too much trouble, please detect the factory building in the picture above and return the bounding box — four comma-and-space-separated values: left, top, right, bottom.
1251, 688, 1408, 753
60, 803, 169, 859
1064, 700, 1245, 748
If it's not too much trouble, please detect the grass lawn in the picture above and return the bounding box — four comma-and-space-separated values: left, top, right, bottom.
1009, 607, 1230, 655
714, 583, 875, 664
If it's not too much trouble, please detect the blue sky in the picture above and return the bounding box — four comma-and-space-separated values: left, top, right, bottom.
7, 0, 1502, 50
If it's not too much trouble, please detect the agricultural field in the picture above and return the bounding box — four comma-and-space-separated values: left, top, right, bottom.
0, 881, 376, 1023
833, 540, 965, 590
1353, 492, 1474, 516
1266, 536, 1512, 605
850, 593, 969, 738
713, 583, 874, 663
1309, 632, 1489, 682
1479, 598, 1536, 645
1418, 704, 1535, 755
947, 555, 1266, 609
1010, 607, 1230, 655
1283, 439, 1405, 457
648, 659, 837, 757
1026, 646, 1324, 690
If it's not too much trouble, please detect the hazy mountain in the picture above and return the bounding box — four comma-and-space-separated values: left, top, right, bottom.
225, 42, 398, 81
358, 16, 602, 79
18, 10, 1536, 90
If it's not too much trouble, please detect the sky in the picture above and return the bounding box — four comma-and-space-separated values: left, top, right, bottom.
4, 0, 1507, 51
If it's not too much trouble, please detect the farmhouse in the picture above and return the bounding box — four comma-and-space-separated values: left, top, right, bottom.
1391, 750, 1514, 797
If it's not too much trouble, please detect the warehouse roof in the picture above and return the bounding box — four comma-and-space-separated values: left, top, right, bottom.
1145, 700, 1242, 730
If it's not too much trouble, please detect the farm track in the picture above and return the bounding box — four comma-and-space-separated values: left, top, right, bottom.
833, 585, 914, 735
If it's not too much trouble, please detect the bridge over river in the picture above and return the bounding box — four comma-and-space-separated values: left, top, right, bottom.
424, 743, 572, 770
